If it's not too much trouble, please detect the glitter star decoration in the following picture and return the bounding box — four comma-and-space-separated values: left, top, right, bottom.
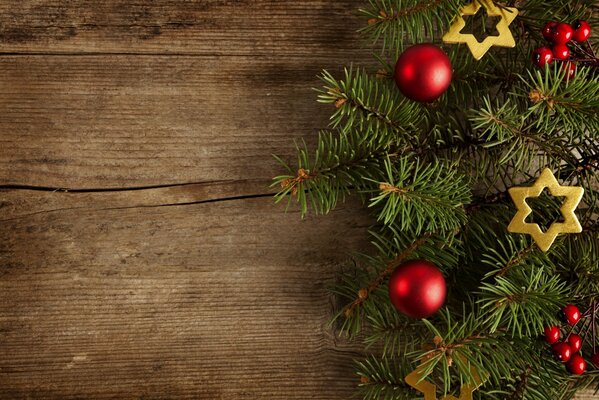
405, 357, 483, 400
507, 168, 584, 252
442, 0, 518, 60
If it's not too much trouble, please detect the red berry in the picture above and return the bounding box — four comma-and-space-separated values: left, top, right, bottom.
533, 47, 553, 67
552, 342, 572, 362
573, 20, 591, 42
561, 62, 577, 81
542, 21, 558, 41
544, 325, 561, 344
567, 354, 586, 375
591, 352, 599, 367
567, 334, 582, 353
563, 304, 581, 325
553, 23, 574, 44
552, 44, 570, 60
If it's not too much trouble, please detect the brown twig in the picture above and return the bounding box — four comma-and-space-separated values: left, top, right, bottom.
368, 0, 445, 25
508, 366, 532, 400
280, 168, 317, 195
495, 245, 536, 277
379, 182, 409, 195
344, 232, 434, 317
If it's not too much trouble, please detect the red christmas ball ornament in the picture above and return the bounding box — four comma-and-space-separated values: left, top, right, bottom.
567, 354, 586, 375
552, 23, 574, 44
542, 22, 558, 41
552, 342, 572, 362
543, 325, 561, 344
563, 304, 581, 325
552, 44, 570, 60
591, 352, 599, 367
533, 47, 553, 67
567, 334, 582, 353
573, 20, 591, 42
388, 259, 446, 319
394, 44, 452, 103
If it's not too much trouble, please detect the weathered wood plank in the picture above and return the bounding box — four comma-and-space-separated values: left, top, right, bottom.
0, 180, 264, 221
0, 194, 371, 399
0, 0, 364, 56
0, 54, 372, 189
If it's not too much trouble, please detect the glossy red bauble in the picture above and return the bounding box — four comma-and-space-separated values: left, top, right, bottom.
542, 22, 558, 41
573, 20, 591, 42
552, 342, 572, 362
552, 44, 570, 60
563, 304, 581, 325
533, 47, 553, 67
394, 44, 452, 103
388, 259, 446, 319
591, 352, 599, 367
567, 354, 586, 375
567, 334, 582, 353
543, 325, 561, 344
552, 23, 574, 44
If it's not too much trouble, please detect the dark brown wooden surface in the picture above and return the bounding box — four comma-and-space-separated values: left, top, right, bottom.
0, 1, 376, 399
1, 1, 596, 399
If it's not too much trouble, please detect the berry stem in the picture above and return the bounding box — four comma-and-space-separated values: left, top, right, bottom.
571, 58, 599, 65
580, 316, 594, 346
566, 41, 599, 67
592, 300, 596, 354
585, 41, 596, 58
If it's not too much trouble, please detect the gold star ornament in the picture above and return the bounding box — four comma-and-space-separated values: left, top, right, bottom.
405, 357, 483, 400
508, 168, 584, 252
442, 0, 518, 60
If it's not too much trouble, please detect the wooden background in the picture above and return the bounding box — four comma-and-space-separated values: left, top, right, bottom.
0, 1, 596, 399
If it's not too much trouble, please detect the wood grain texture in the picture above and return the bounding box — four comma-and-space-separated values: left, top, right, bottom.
0, 194, 371, 399
0, 54, 369, 189
0, 0, 365, 56
0, 1, 382, 398
0, 0, 371, 190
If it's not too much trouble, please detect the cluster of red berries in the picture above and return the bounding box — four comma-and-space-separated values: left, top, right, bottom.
532, 20, 592, 78
543, 304, 598, 375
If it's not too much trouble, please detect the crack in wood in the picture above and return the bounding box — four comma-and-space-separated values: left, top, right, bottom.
0, 181, 250, 193
0, 192, 275, 223
0, 51, 316, 56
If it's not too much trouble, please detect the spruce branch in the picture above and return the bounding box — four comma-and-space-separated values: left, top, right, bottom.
370, 222, 464, 271
318, 68, 421, 144
506, 366, 533, 400
522, 65, 599, 139
554, 233, 599, 298
493, 244, 537, 278
364, 301, 423, 356
356, 356, 415, 400
479, 267, 569, 337
358, 0, 463, 54
412, 309, 514, 393
343, 231, 433, 318
369, 156, 472, 232
272, 128, 389, 216
469, 97, 574, 172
